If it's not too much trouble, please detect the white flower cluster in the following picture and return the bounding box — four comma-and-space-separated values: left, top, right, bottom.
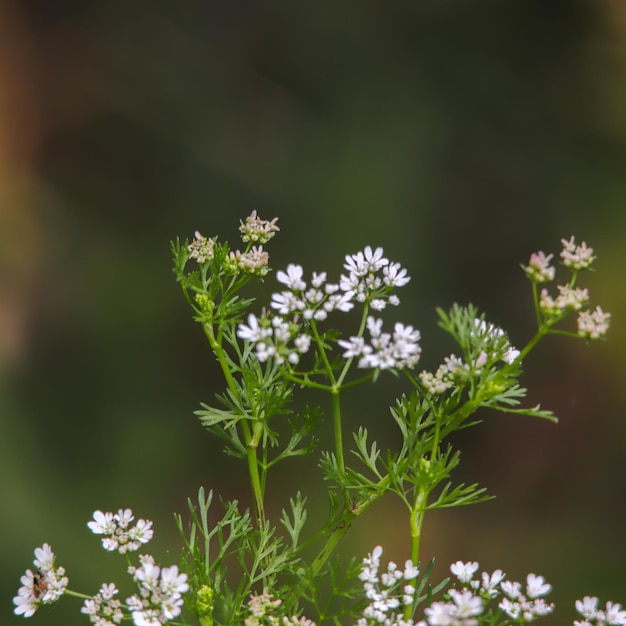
418, 560, 553, 626
88, 509, 154, 553
126, 555, 189, 626
498, 575, 554, 621
560, 236, 595, 270
239, 210, 280, 244
577, 307, 611, 340
189, 212, 279, 276
188, 231, 215, 264
339, 316, 422, 370
245, 588, 315, 626
418, 318, 519, 394
575, 595, 626, 625
539, 285, 590, 314
357, 550, 626, 626
237, 246, 415, 368
81, 583, 124, 626
225, 246, 271, 276
523, 237, 609, 339
13, 544, 69, 618
356, 545, 420, 626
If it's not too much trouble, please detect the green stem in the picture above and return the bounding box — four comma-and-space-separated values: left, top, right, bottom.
202, 321, 265, 525
405, 487, 428, 621
63, 589, 93, 601
310, 477, 391, 577
331, 390, 346, 478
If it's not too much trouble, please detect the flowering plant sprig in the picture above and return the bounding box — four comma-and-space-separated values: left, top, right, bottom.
15, 213, 615, 626
14, 509, 188, 626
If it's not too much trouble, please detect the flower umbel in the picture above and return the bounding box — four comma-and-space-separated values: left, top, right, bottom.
13, 544, 68, 617
239, 210, 280, 244
88, 509, 154, 554
127, 555, 189, 626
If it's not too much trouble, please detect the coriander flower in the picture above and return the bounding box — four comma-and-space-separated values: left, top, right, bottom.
451, 561, 479, 584
14, 544, 68, 618
277, 264, 307, 290
423, 590, 483, 626
127, 555, 188, 626
578, 306, 611, 339
561, 236, 595, 270
88, 509, 154, 553
340, 246, 409, 307
523, 251, 556, 282
419, 366, 454, 394
525, 573, 551, 598
357, 547, 420, 626
574, 596, 626, 626
499, 573, 554, 621
187, 231, 215, 264
226, 246, 270, 276
81, 583, 124, 626
471, 319, 520, 365
239, 211, 280, 244
338, 317, 421, 370
237, 313, 272, 343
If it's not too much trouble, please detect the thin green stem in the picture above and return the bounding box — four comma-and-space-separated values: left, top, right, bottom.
63, 589, 93, 601
405, 487, 429, 621
202, 321, 265, 525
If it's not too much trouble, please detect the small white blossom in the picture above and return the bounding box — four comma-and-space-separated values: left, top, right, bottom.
525, 573, 551, 598
450, 561, 479, 584
237, 314, 272, 342
576, 596, 600, 620
277, 264, 307, 291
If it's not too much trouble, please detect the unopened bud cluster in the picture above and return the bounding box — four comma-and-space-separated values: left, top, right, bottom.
523, 236, 610, 340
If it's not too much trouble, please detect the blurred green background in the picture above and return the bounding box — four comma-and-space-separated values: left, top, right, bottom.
2, 1, 626, 624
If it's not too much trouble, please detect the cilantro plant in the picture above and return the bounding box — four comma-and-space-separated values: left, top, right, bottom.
14, 213, 618, 626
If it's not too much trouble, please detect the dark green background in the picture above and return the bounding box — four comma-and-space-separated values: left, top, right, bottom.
2, 1, 626, 624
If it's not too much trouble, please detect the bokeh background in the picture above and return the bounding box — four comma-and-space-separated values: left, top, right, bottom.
2, 1, 626, 624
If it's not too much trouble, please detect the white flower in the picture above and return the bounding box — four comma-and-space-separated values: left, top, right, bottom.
450, 561, 479, 584
33, 543, 56, 571
237, 314, 271, 342
383, 262, 411, 287
576, 596, 599, 620
603, 601, 626, 625
500, 580, 522, 599
276, 264, 306, 290
480, 569, 505, 597
271, 291, 304, 315
449, 588, 483, 620
88, 511, 116, 536
338, 336, 368, 359
526, 573, 551, 598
